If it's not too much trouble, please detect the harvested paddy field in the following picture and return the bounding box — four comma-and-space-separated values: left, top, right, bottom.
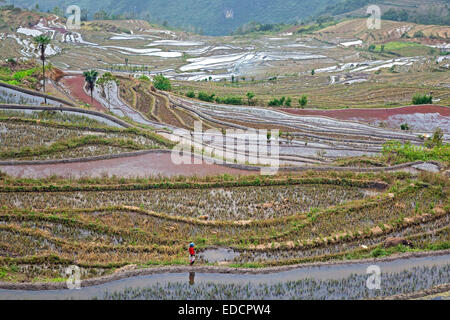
0, 171, 447, 285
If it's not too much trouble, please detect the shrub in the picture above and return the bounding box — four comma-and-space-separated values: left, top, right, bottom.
413, 30, 425, 38
138, 75, 150, 81
186, 91, 195, 98
412, 93, 432, 105
285, 97, 292, 107
400, 123, 409, 131
382, 140, 450, 164
370, 247, 388, 257
299, 95, 308, 108
246, 92, 255, 105
215, 96, 243, 105
197, 92, 215, 102
153, 74, 171, 91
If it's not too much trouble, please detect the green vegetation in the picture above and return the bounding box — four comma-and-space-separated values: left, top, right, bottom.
296, 17, 339, 34
190, 91, 249, 105
383, 7, 450, 26
299, 95, 308, 108
268, 96, 292, 107
320, 0, 449, 26
215, 95, 243, 105
400, 123, 410, 131
372, 41, 431, 56
233, 22, 288, 35
197, 91, 215, 103
246, 92, 255, 105
138, 75, 150, 82
0, 65, 40, 88
83, 70, 99, 103
153, 74, 171, 91
185, 90, 195, 98
382, 140, 449, 164
412, 93, 433, 105
33, 35, 51, 101
96, 72, 119, 110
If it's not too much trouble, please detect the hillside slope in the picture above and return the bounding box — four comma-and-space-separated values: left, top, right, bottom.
320, 0, 449, 25
5, 0, 335, 35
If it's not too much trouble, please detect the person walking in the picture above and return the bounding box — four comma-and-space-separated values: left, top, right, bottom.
189, 242, 196, 266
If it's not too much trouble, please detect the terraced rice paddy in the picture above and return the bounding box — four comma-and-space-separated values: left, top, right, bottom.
99, 263, 450, 300
0, 13, 448, 300
0, 171, 447, 280
0, 111, 171, 161
0, 184, 375, 220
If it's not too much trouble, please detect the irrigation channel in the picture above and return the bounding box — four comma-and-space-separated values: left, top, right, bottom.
0, 252, 448, 300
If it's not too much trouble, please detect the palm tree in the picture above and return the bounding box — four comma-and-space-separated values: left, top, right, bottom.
83, 70, 99, 103
33, 35, 51, 103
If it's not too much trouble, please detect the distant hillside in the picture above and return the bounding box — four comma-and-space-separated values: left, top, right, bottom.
314, 18, 450, 44
5, 0, 337, 35
5, 0, 449, 35
318, 0, 450, 26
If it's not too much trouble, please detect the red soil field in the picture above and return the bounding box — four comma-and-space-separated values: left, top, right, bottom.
59, 75, 106, 111
281, 105, 450, 131
281, 105, 450, 119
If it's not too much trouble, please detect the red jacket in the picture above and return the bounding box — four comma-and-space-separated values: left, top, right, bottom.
189, 247, 195, 255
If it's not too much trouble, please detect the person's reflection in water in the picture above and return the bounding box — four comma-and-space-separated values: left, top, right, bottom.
189, 272, 195, 285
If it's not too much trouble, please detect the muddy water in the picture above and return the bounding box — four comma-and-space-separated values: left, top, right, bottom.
0, 152, 251, 178
0, 254, 448, 300
198, 248, 241, 263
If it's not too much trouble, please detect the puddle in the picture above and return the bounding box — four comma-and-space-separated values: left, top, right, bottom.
198, 248, 240, 263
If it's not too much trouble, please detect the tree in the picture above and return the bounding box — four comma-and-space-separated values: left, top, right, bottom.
33, 35, 51, 104
246, 92, 255, 105
94, 10, 110, 20
153, 74, 171, 91
285, 97, 292, 107
299, 95, 308, 108
96, 72, 118, 111
83, 70, 99, 103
